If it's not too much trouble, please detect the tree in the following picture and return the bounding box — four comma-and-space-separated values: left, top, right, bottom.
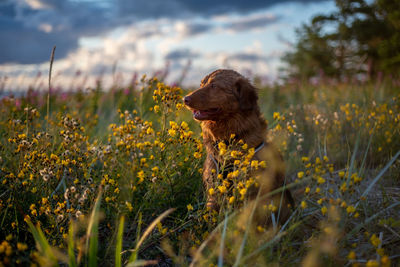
282, 0, 400, 81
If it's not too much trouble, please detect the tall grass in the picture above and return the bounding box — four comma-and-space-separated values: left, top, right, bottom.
0, 76, 399, 266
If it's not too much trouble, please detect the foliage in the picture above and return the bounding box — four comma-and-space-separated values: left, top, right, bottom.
283, 0, 400, 81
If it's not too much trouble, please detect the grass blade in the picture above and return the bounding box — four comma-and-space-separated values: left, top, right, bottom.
346, 132, 360, 187
129, 208, 175, 263
47, 45, 56, 130
87, 191, 102, 267
27, 220, 58, 266
233, 192, 260, 267
115, 216, 125, 267
346, 201, 400, 239
218, 213, 228, 267
355, 150, 400, 209
68, 222, 77, 267
359, 126, 375, 177
240, 231, 286, 264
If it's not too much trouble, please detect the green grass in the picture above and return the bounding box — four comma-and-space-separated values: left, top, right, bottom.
0, 76, 399, 266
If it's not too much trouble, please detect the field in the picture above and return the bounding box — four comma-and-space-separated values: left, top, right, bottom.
0, 76, 399, 266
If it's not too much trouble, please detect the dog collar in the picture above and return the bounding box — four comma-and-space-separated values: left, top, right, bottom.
211, 142, 265, 175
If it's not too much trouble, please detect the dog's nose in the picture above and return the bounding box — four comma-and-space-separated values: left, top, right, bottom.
183, 96, 191, 105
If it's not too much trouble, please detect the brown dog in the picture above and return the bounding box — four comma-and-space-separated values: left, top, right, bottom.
184, 69, 293, 222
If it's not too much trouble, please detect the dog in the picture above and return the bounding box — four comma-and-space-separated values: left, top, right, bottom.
184, 69, 293, 223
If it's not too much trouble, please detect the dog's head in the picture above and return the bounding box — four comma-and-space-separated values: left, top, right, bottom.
183, 69, 258, 121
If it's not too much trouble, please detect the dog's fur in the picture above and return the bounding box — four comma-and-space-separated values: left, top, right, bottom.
184, 69, 293, 221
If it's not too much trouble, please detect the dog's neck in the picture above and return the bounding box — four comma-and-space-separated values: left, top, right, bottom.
201, 110, 267, 155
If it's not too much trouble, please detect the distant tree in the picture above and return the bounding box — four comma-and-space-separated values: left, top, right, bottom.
282, 0, 400, 81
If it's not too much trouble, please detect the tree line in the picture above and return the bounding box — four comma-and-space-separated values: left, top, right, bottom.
282, 0, 400, 81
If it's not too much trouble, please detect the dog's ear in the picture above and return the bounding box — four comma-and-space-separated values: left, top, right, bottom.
234, 78, 258, 111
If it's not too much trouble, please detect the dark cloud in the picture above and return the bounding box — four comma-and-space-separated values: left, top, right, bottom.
0, 0, 327, 64
179, 22, 212, 37
165, 49, 200, 61
225, 15, 279, 32
177, 0, 327, 15
228, 52, 268, 62
0, 17, 77, 64
116, 0, 184, 19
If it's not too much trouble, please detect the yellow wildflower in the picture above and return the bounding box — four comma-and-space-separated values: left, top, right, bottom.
321, 206, 327, 215
208, 188, 215, 196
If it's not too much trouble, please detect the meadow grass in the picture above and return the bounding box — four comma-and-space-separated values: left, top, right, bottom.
0, 76, 399, 266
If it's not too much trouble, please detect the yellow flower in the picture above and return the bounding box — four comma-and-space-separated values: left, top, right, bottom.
230, 150, 241, 158
339, 171, 345, 178
301, 201, 307, 209
251, 160, 259, 169
218, 185, 227, 193
239, 188, 247, 196
305, 187, 310, 194
218, 142, 226, 150
219, 148, 227, 156
193, 152, 202, 159
347, 251, 356, 260
297, 171, 304, 179
137, 170, 145, 183
346, 205, 356, 214
366, 260, 379, 267
208, 188, 215, 196
17, 243, 28, 251
381, 255, 390, 267
146, 127, 154, 135
370, 234, 381, 247
229, 196, 235, 204
268, 204, 277, 212
231, 170, 240, 178
168, 129, 176, 137
321, 206, 327, 215
125, 201, 133, 212
301, 157, 309, 162
187, 204, 194, 211
317, 176, 326, 184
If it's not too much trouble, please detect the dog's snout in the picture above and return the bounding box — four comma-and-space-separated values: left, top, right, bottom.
183, 96, 191, 105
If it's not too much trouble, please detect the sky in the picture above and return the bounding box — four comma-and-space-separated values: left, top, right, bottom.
0, 0, 336, 91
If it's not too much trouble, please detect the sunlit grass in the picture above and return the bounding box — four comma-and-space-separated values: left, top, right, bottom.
0, 76, 399, 266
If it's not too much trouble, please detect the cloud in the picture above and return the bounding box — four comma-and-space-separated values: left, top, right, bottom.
176, 0, 327, 15
165, 48, 201, 61
227, 52, 268, 62
0, 17, 78, 64
0, 0, 328, 65
175, 22, 213, 37
225, 13, 279, 32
